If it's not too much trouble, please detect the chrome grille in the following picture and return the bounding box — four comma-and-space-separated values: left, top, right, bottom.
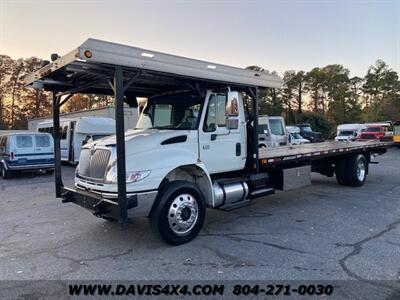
78, 148, 111, 180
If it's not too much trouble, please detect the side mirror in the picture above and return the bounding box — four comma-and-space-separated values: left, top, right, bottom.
226, 91, 239, 117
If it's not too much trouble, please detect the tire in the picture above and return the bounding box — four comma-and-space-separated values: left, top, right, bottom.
45, 169, 55, 175
149, 181, 206, 245
1, 164, 12, 179
336, 154, 367, 187
345, 154, 367, 187
335, 158, 348, 185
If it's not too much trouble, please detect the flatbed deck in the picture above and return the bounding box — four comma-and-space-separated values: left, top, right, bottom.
259, 140, 391, 165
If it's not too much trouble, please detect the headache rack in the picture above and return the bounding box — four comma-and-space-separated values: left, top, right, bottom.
24, 38, 282, 223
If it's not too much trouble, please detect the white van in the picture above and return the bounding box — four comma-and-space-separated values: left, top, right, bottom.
335, 124, 366, 142
286, 126, 310, 145
37, 117, 116, 163
0, 132, 54, 179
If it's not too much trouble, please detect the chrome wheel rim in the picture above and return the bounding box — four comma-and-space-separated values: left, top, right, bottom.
168, 193, 199, 236
357, 160, 366, 181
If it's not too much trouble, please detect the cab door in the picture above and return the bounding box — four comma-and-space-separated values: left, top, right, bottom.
199, 91, 246, 174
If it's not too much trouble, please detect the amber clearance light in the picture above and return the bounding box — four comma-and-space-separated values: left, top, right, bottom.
84, 50, 93, 58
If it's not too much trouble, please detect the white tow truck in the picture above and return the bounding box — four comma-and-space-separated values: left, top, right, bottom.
25, 38, 391, 245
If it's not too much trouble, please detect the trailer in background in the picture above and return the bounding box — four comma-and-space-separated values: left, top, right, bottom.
28, 106, 138, 132
37, 117, 116, 163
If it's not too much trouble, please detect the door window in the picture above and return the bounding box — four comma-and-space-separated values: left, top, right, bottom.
203, 94, 227, 132
35, 135, 51, 147
16, 136, 33, 148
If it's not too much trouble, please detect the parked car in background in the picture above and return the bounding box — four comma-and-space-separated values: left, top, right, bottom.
0, 132, 54, 179
364, 122, 393, 141
37, 117, 116, 163
358, 124, 392, 141
392, 121, 400, 147
258, 115, 288, 148
294, 123, 324, 143
335, 124, 366, 142
286, 126, 310, 145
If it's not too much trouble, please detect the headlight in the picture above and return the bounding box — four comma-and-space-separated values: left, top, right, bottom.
105, 163, 150, 184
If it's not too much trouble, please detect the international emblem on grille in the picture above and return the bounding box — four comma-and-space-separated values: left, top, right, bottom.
78, 148, 111, 180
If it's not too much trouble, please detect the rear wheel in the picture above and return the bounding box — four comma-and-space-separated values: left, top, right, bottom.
336, 154, 367, 187
149, 181, 206, 245
335, 158, 347, 185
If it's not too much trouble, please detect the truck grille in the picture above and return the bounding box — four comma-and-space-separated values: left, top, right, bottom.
78, 148, 111, 180
360, 134, 376, 139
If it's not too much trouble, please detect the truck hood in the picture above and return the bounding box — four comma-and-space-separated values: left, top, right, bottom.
86, 129, 192, 155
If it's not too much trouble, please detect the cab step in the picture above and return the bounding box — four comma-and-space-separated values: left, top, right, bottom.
219, 200, 254, 211
248, 187, 275, 199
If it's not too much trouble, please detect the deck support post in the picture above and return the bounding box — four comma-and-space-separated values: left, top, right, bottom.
114, 66, 128, 223
53, 93, 63, 197
253, 88, 260, 173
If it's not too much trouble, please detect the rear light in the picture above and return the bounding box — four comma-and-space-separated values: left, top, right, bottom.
10, 152, 14, 160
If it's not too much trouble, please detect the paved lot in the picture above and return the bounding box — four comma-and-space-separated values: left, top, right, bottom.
0, 148, 399, 295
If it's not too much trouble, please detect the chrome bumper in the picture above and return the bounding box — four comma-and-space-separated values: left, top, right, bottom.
72, 185, 158, 218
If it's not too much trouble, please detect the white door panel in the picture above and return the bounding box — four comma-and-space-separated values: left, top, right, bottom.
199, 92, 246, 174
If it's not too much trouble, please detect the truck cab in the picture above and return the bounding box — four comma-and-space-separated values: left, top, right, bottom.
257, 115, 287, 148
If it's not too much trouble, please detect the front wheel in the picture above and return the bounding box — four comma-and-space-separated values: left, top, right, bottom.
149, 181, 206, 245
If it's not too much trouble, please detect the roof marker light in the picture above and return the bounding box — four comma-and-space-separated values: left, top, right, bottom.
207, 65, 216, 69
141, 52, 155, 58
84, 50, 92, 58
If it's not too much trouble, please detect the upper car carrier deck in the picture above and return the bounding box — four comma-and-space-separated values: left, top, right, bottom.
259, 140, 391, 165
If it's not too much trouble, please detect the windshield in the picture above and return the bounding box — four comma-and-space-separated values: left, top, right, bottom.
258, 124, 270, 135
302, 126, 312, 132
292, 133, 303, 139
136, 93, 203, 130
338, 130, 355, 136
269, 119, 285, 135
394, 126, 400, 135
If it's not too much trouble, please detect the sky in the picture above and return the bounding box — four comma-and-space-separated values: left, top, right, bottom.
1, 0, 399, 77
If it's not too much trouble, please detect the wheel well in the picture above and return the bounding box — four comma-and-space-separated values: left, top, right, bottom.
160, 165, 213, 206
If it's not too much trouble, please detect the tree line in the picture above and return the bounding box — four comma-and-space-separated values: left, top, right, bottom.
248, 60, 400, 137
1, 54, 399, 136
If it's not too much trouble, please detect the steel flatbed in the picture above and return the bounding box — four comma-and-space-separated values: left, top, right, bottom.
259, 140, 391, 166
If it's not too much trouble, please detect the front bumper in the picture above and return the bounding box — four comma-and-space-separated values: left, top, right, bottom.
61, 186, 158, 220
2, 159, 54, 171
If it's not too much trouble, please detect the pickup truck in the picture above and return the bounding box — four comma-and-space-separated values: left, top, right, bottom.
24, 38, 391, 245
295, 123, 325, 143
